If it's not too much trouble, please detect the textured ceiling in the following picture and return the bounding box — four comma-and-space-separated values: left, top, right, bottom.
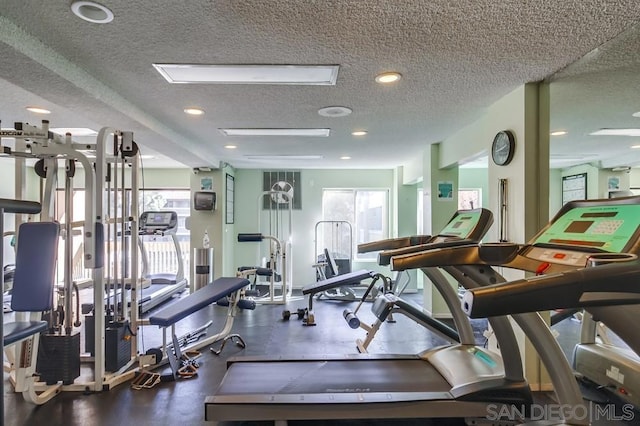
0, 1, 639, 170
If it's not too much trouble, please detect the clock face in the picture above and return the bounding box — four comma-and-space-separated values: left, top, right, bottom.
491, 131, 515, 166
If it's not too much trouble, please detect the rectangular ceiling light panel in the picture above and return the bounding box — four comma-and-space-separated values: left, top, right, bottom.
590, 128, 640, 137
153, 64, 339, 85
245, 155, 323, 160
220, 128, 330, 137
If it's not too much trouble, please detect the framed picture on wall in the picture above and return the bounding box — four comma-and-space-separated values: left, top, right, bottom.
225, 174, 235, 224
562, 173, 587, 205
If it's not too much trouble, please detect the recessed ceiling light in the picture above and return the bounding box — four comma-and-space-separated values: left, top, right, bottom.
25, 106, 51, 114
340, 156, 351, 160
375, 72, 402, 84
590, 128, 640, 137
224, 145, 237, 149
318, 106, 352, 117
632, 111, 640, 118
153, 64, 339, 85
184, 107, 205, 116
351, 130, 368, 136
632, 145, 640, 149
219, 128, 330, 137
50, 127, 98, 137
70, 1, 114, 24
550, 130, 567, 136
244, 155, 323, 160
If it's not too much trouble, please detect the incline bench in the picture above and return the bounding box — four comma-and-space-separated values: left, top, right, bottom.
147, 276, 252, 379
300, 269, 388, 326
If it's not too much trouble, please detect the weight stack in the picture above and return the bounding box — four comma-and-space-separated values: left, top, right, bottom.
84, 314, 115, 355
105, 321, 132, 372
36, 333, 81, 385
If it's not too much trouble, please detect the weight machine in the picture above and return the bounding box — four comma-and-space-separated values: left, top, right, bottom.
238, 190, 294, 304
0, 120, 143, 403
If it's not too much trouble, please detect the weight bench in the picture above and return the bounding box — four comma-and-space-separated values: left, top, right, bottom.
4, 221, 61, 405
147, 277, 252, 379
299, 270, 386, 326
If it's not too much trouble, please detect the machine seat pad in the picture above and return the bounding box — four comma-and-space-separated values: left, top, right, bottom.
302, 270, 374, 295
4, 321, 48, 346
148, 277, 250, 327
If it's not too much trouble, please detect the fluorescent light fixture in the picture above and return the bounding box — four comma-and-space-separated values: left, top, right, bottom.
26, 106, 51, 114
590, 128, 640, 137
50, 127, 98, 137
631, 145, 640, 149
375, 72, 402, 84
550, 130, 567, 136
224, 145, 237, 149
219, 128, 330, 137
153, 64, 339, 85
244, 155, 323, 160
340, 156, 351, 160
351, 130, 368, 136
70, 1, 114, 24
184, 107, 205, 115
632, 111, 640, 118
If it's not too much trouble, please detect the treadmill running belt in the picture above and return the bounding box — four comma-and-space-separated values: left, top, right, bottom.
217, 359, 450, 395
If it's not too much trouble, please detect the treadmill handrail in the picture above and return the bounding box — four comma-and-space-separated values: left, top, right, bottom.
389, 243, 483, 271
462, 259, 640, 318
357, 235, 433, 254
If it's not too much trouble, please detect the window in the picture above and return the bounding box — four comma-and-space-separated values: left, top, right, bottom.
322, 189, 389, 260
53, 188, 191, 281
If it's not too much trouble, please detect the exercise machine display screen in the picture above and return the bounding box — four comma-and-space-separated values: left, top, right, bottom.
532, 204, 640, 253
439, 210, 482, 238
147, 212, 172, 226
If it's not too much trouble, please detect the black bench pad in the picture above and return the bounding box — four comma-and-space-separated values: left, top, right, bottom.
149, 277, 250, 327
302, 270, 375, 295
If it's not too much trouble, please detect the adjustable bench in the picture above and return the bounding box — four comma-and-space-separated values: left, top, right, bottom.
299, 269, 384, 326
4, 220, 61, 405
147, 277, 252, 378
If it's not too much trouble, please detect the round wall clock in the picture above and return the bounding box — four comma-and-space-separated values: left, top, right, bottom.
491, 130, 515, 166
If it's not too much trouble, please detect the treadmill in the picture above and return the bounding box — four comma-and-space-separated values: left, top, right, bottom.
205, 209, 547, 424
138, 211, 188, 313
388, 196, 640, 424
451, 197, 640, 408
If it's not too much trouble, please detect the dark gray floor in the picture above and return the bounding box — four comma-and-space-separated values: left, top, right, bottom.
3, 289, 639, 426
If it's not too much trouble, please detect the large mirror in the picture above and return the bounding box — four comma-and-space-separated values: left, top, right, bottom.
549, 23, 640, 205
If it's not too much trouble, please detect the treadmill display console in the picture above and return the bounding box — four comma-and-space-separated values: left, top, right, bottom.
533, 204, 640, 253
146, 212, 173, 227
140, 211, 177, 232
439, 210, 482, 238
